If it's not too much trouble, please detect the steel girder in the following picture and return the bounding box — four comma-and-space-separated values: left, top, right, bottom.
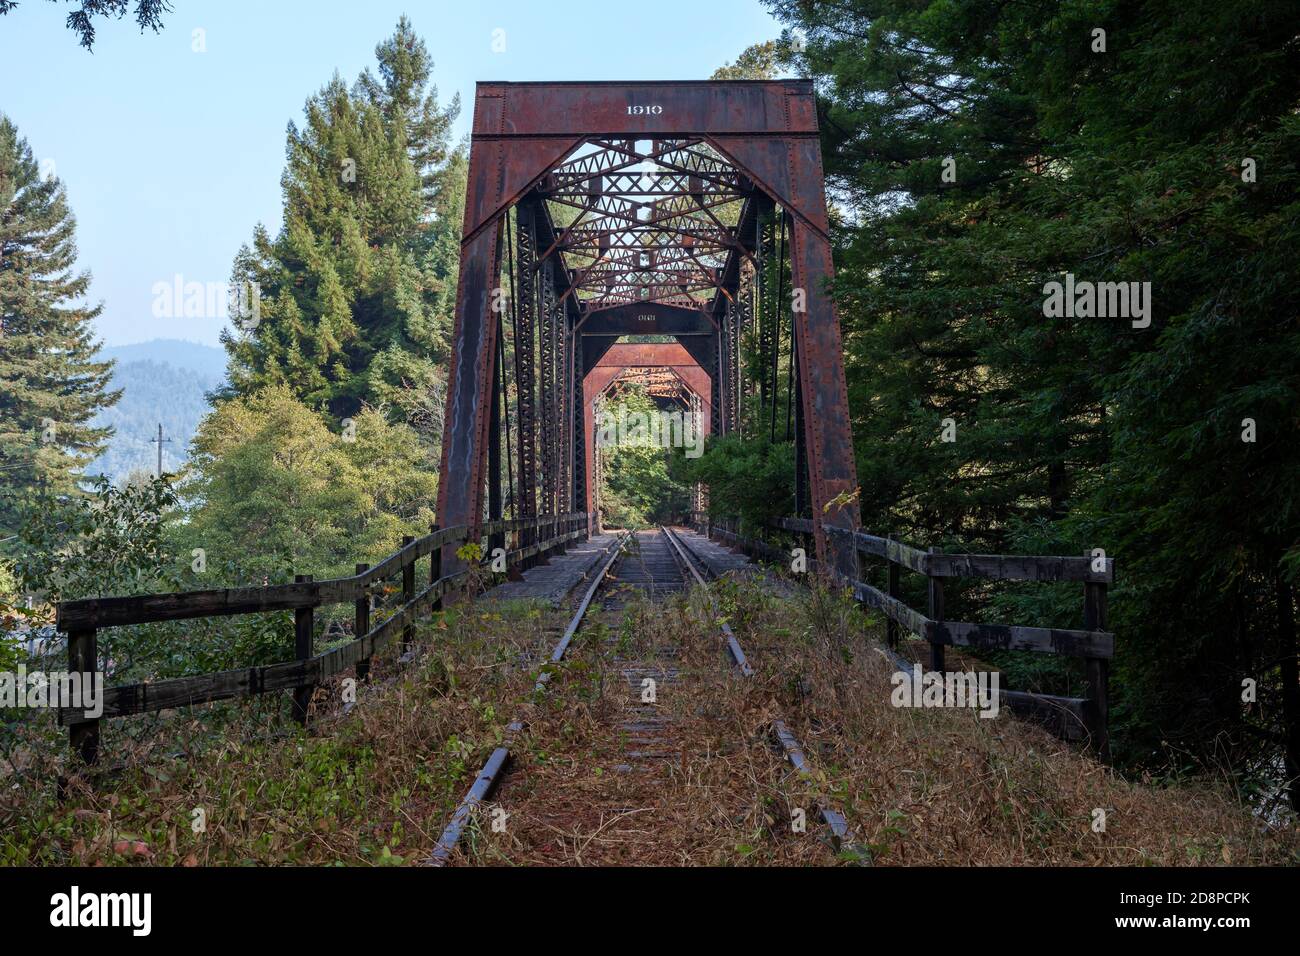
570, 332, 585, 516
513, 204, 540, 529
539, 248, 558, 517
756, 209, 775, 412
437, 81, 860, 574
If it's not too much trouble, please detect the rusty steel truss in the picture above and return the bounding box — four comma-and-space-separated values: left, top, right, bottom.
435, 81, 861, 574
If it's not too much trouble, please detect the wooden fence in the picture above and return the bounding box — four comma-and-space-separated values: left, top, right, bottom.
689, 512, 1113, 759
55, 512, 592, 764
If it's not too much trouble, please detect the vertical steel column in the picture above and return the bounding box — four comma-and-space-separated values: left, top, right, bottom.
434, 217, 504, 567
737, 261, 756, 433
556, 306, 570, 514
539, 253, 558, 520
712, 319, 725, 435
794, 338, 808, 516
571, 332, 585, 520
727, 298, 741, 434
788, 215, 861, 576
756, 209, 775, 413
592, 394, 604, 529
514, 204, 539, 554
690, 391, 705, 512
487, 321, 504, 557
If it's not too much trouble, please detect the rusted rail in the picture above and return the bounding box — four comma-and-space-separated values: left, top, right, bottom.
429, 530, 630, 865
660, 524, 862, 858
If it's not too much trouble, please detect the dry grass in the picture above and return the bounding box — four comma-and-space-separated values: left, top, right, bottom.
451, 585, 828, 865
0, 599, 569, 865
4, 565, 1295, 867
713, 569, 1300, 866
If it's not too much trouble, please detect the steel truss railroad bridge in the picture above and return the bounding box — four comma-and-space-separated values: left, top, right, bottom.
53, 82, 1114, 790
435, 80, 860, 576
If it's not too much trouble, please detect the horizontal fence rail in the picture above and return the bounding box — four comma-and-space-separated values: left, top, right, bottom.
688, 511, 1113, 759
56, 512, 592, 763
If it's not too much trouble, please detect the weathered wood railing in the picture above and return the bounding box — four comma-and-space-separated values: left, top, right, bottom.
56, 512, 592, 763
687, 511, 1113, 759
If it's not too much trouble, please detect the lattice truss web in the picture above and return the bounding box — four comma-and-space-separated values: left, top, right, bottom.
540, 139, 747, 311
604, 366, 693, 404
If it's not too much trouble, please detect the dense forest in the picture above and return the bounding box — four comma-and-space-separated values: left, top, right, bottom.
87, 352, 222, 483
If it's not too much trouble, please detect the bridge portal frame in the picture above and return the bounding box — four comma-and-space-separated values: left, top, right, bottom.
436, 80, 860, 574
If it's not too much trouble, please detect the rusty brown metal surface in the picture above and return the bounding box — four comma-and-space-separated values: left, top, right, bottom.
590, 342, 698, 368
470, 81, 820, 139
437, 80, 861, 576
577, 302, 714, 337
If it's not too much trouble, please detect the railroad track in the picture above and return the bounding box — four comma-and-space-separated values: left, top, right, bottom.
659, 524, 859, 854
428, 528, 644, 864
430, 525, 856, 865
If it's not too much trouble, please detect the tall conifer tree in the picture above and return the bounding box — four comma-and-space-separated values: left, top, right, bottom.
221, 18, 461, 424
0, 115, 118, 542
761, 0, 1300, 780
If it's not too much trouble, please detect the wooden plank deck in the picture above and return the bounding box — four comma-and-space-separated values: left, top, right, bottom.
483, 533, 623, 606
668, 526, 754, 579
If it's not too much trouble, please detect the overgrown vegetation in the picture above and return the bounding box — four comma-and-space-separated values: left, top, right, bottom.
8, 574, 1283, 866
598, 386, 692, 528
0, 600, 561, 865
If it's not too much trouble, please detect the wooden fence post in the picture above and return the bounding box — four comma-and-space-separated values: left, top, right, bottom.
401, 535, 415, 657
1083, 550, 1110, 761
429, 524, 443, 613
355, 563, 371, 682
886, 536, 900, 650
292, 574, 314, 725
927, 546, 945, 672
67, 627, 99, 764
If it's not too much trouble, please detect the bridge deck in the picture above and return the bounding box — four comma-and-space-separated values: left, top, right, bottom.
483, 533, 622, 606
667, 526, 753, 579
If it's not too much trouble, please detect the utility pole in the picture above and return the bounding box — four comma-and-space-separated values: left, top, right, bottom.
150, 423, 172, 478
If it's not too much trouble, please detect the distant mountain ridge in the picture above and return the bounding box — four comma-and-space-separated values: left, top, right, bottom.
101, 339, 228, 381
88, 340, 228, 484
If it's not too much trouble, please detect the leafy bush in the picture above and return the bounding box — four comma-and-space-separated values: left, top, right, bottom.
10, 475, 180, 604
177, 386, 436, 581
673, 433, 794, 534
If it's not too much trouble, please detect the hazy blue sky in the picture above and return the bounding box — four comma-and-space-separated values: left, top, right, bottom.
0, 0, 784, 347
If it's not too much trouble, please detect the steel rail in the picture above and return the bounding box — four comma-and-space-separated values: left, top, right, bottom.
659, 524, 863, 859
428, 531, 631, 865
660, 524, 753, 676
